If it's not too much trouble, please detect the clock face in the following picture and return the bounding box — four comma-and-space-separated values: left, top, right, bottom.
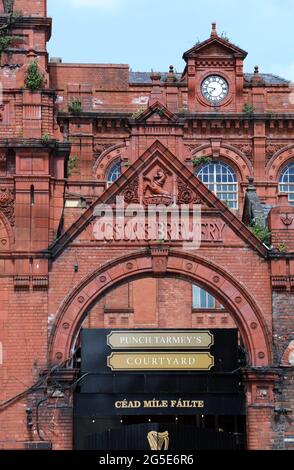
201, 76, 229, 103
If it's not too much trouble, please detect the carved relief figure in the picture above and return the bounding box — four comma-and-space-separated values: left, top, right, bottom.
0, 188, 14, 225
144, 169, 170, 196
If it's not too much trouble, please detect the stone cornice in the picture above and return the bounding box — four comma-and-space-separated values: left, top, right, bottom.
0, 139, 70, 153
57, 111, 294, 122
0, 15, 52, 40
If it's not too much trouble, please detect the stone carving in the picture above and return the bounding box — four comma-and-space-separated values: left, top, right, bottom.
94, 143, 115, 157
185, 144, 204, 153
0, 151, 6, 163
143, 169, 173, 206
0, 150, 6, 175
177, 178, 203, 205
266, 143, 285, 159
234, 143, 253, 158
280, 214, 293, 226
2, 0, 14, 14
0, 188, 14, 225
144, 170, 170, 196
122, 177, 139, 204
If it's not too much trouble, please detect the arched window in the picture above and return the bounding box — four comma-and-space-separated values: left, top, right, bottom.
107, 160, 121, 184
279, 163, 294, 204
196, 161, 238, 209
192, 285, 224, 309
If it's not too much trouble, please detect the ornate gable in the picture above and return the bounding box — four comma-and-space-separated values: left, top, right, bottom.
134, 102, 178, 124
183, 24, 247, 60
50, 141, 267, 258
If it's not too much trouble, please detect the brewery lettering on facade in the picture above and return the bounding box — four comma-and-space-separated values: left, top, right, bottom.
0, 0, 293, 452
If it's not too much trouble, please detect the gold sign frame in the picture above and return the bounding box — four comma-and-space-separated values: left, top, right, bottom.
107, 352, 214, 371
107, 330, 214, 350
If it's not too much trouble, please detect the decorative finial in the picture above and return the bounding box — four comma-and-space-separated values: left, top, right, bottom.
254, 65, 259, 75
211, 22, 218, 37
169, 65, 174, 73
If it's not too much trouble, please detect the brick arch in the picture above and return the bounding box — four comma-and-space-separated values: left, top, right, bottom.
49, 250, 272, 367
266, 145, 294, 181
280, 340, 294, 367
192, 144, 253, 180
93, 143, 129, 180
0, 212, 13, 251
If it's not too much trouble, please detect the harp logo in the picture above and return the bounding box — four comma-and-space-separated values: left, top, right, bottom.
147, 431, 169, 450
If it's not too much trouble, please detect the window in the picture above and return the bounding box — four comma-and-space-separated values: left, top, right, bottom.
107, 160, 121, 184
192, 285, 223, 309
196, 161, 238, 209
279, 163, 294, 204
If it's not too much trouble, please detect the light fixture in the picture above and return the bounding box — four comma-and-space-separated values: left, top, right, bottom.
26, 408, 33, 429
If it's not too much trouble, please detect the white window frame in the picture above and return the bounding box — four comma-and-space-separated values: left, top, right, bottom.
196, 161, 238, 209
279, 163, 294, 204
107, 160, 122, 185
192, 285, 223, 310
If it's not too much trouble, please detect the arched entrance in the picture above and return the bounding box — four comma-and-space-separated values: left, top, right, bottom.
49, 249, 272, 367
49, 249, 273, 450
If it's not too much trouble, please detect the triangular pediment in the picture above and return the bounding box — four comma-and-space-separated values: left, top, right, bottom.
183, 36, 247, 60
50, 141, 267, 258
135, 102, 178, 124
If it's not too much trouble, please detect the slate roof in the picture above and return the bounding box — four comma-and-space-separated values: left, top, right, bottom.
244, 73, 290, 85
129, 72, 182, 84
129, 72, 290, 86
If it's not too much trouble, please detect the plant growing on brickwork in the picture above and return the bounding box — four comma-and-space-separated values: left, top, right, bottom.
131, 107, 145, 119
11, 10, 22, 19
67, 155, 78, 176
178, 107, 188, 114
243, 103, 255, 115
2, 0, 14, 14
68, 98, 82, 115
123, 161, 131, 168
192, 156, 212, 166
0, 35, 16, 53
41, 134, 50, 145
277, 243, 287, 253
220, 32, 230, 42
0, 7, 22, 56
25, 60, 44, 91
250, 221, 271, 246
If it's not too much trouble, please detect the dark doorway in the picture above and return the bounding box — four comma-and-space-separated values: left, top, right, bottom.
74, 415, 246, 450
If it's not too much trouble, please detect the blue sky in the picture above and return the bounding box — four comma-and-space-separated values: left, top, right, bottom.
48, 0, 294, 81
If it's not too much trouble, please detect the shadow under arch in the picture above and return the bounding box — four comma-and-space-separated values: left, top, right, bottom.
49, 250, 272, 367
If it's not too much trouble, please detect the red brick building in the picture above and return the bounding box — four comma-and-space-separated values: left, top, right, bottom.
0, 0, 293, 451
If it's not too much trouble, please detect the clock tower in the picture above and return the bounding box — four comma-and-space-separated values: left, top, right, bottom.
183, 23, 247, 112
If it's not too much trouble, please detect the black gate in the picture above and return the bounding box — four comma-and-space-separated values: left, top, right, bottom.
83, 423, 245, 450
